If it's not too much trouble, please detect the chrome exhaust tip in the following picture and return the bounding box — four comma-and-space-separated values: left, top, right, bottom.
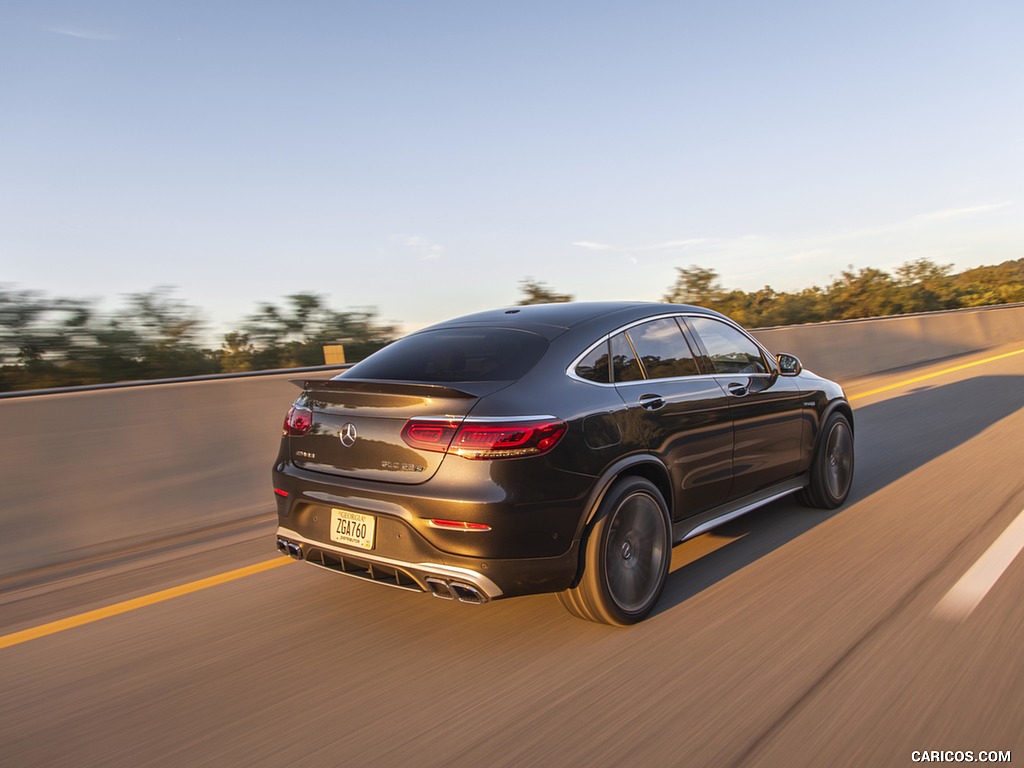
425, 577, 455, 600
425, 577, 486, 604
450, 582, 485, 604
277, 538, 303, 560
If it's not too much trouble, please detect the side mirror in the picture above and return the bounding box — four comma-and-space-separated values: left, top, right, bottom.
777, 353, 802, 376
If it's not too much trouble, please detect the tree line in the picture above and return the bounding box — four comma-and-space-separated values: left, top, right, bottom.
661, 258, 1024, 328
0, 289, 397, 392
1, 258, 1021, 392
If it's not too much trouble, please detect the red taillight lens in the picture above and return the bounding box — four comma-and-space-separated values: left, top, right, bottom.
401, 419, 459, 451
402, 418, 567, 460
283, 406, 313, 436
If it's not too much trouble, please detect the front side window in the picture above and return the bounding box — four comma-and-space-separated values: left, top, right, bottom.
624, 318, 699, 379
688, 317, 768, 374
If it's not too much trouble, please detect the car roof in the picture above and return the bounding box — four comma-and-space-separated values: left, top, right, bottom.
415, 301, 720, 341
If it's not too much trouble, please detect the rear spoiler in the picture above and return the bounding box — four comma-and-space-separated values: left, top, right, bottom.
290, 378, 477, 400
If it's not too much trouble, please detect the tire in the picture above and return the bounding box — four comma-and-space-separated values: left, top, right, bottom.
558, 477, 671, 626
798, 411, 855, 509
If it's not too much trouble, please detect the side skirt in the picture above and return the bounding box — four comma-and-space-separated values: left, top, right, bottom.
671, 474, 809, 545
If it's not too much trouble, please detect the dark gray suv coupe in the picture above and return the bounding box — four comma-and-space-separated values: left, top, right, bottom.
273, 302, 854, 625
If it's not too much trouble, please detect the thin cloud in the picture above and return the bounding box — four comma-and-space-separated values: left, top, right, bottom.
572, 241, 615, 251
911, 201, 1012, 222
47, 26, 120, 41
572, 237, 713, 253
808, 200, 1015, 245
398, 234, 444, 261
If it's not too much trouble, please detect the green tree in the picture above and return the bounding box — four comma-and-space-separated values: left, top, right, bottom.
516, 279, 573, 305
219, 331, 257, 373
951, 258, 1024, 307
240, 293, 397, 369
824, 267, 902, 320
663, 266, 723, 306
894, 259, 957, 312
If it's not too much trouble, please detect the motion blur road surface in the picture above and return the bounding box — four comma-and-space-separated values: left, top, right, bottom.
2, 344, 1023, 767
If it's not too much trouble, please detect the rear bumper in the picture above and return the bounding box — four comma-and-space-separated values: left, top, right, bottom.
276, 526, 503, 602
276, 524, 581, 601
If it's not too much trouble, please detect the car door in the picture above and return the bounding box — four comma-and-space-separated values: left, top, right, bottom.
684, 316, 806, 500
612, 317, 734, 520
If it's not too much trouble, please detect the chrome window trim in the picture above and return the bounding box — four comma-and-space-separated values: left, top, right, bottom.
566, 312, 778, 387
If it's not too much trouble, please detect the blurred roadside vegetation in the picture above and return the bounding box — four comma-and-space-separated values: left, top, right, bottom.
1, 258, 1021, 392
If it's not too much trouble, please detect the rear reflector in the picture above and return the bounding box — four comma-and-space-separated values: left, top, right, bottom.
274, 488, 289, 497
428, 519, 492, 531
402, 418, 567, 460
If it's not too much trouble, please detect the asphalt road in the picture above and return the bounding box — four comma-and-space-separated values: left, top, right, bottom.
2, 344, 1023, 768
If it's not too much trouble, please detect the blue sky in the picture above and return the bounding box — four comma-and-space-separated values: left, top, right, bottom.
2, 1, 1022, 338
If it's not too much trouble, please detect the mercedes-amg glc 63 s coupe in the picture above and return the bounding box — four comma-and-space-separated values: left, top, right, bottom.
273, 302, 854, 625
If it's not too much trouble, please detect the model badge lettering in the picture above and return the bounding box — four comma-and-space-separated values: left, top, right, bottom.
381, 461, 425, 472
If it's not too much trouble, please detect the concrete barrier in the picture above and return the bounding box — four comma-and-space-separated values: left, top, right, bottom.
0, 371, 311, 579
751, 303, 1024, 381
1, 304, 1022, 579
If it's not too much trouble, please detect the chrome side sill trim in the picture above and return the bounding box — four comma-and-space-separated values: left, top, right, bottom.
672, 476, 807, 544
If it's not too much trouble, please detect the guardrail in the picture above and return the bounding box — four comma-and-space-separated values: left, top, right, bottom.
2, 303, 1022, 580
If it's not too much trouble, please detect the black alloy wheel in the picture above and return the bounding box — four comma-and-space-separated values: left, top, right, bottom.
799, 411, 855, 509
558, 477, 672, 626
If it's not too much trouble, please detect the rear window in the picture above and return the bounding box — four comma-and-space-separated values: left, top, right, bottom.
342, 328, 548, 382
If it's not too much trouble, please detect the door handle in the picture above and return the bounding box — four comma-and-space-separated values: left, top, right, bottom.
638, 394, 666, 411
727, 382, 748, 397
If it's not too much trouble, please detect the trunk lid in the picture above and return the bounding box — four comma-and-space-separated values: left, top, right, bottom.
288, 379, 487, 484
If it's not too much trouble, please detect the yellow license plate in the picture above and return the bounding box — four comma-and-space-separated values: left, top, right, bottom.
329, 508, 376, 550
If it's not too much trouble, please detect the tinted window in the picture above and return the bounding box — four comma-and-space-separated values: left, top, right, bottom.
575, 341, 611, 384
625, 318, 699, 379
610, 333, 643, 382
688, 317, 768, 374
343, 328, 548, 382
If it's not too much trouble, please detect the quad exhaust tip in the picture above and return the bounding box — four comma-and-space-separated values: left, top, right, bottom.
276, 540, 485, 602
425, 576, 486, 604
276, 538, 303, 560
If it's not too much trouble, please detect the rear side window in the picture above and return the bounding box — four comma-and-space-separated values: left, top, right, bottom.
575, 341, 611, 384
624, 318, 699, 379
343, 328, 548, 382
688, 317, 768, 374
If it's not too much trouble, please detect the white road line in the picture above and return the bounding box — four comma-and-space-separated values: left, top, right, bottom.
934, 508, 1024, 621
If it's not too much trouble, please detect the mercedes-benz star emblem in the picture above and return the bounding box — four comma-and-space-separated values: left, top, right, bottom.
339, 422, 358, 447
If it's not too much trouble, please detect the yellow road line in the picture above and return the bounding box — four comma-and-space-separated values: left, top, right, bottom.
849, 348, 1024, 402
0, 557, 293, 651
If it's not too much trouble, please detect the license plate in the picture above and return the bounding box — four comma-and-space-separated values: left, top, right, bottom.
329, 508, 376, 550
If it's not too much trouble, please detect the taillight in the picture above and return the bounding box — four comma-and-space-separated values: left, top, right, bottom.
282, 406, 313, 436
402, 418, 567, 460
400, 419, 459, 451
